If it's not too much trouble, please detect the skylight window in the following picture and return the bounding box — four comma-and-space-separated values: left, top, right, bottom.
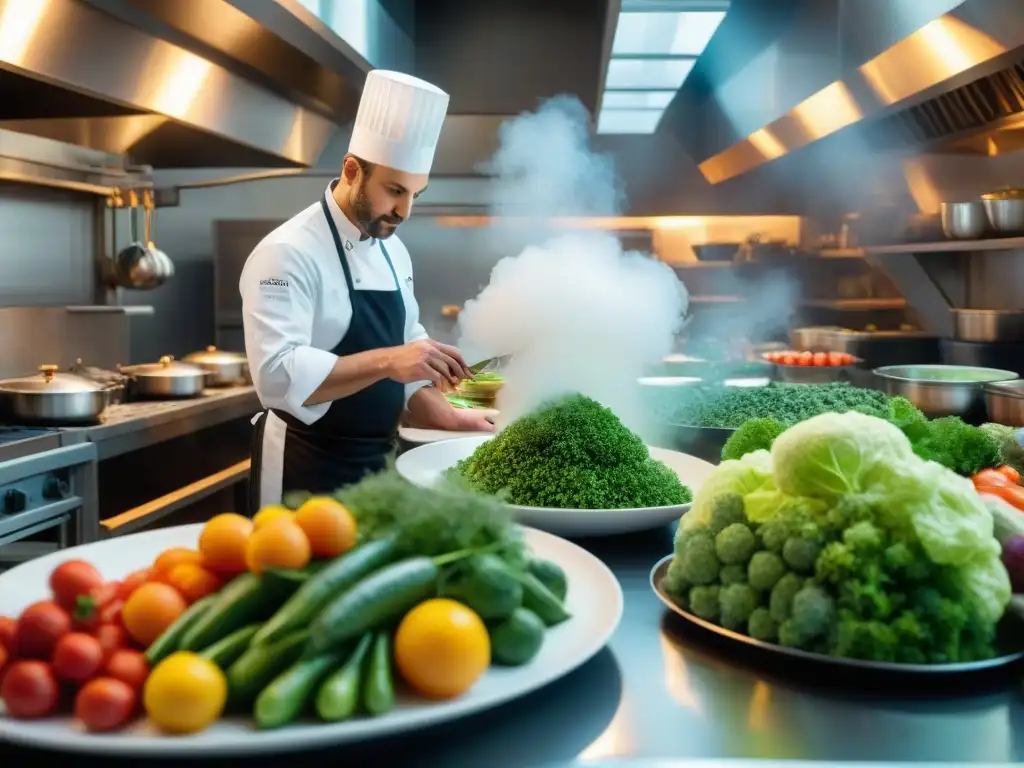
597, 5, 728, 135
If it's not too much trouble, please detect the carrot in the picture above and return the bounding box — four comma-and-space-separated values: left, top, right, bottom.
978, 483, 1024, 512
973, 469, 1013, 490
996, 465, 1021, 485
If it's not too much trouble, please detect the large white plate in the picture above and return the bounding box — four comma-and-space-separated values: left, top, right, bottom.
0, 524, 622, 756
396, 436, 715, 537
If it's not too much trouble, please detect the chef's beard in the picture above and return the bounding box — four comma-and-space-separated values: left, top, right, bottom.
351, 183, 403, 240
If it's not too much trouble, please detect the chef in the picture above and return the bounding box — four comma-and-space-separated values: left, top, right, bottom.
241, 69, 494, 511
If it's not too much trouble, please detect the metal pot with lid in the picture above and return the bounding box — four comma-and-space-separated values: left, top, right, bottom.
120, 355, 209, 399
0, 364, 110, 423
183, 346, 250, 387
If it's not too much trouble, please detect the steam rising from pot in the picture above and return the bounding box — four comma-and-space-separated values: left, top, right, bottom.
456, 97, 688, 432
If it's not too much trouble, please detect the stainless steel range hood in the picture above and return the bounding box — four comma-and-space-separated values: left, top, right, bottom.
0, 0, 356, 169
676, 0, 1024, 184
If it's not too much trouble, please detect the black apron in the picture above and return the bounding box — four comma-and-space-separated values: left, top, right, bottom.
248, 192, 406, 513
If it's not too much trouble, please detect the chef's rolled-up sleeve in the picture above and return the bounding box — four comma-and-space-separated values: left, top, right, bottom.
402, 274, 431, 405
241, 243, 336, 425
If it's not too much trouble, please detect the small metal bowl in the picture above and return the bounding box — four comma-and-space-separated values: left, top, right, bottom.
982, 190, 1024, 235
940, 201, 987, 240
984, 379, 1024, 427
874, 364, 1019, 420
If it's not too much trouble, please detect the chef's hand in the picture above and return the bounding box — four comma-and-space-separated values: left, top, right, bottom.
387, 340, 473, 386
449, 409, 496, 433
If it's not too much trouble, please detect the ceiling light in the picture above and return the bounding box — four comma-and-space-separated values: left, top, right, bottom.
612, 11, 726, 56
602, 90, 676, 109
605, 58, 695, 89
597, 108, 665, 134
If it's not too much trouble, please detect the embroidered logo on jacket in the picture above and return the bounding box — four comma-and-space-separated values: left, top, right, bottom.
259, 278, 289, 287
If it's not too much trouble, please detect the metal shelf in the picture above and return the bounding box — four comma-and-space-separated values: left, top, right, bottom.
864, 237, 1024, 254
798, 298, 907, 310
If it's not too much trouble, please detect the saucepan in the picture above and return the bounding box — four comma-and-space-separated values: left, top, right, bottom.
120, 356, 210, 399
0, 365, 112, 424
183, 346, 250, 387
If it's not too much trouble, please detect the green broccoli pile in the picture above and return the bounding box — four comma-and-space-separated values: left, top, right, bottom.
454, 394, 692, 509
663, 412, 1012, 664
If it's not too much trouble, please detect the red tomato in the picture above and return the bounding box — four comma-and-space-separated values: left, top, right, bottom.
827, 352, 845, 366
996, 465, 1022, 484
99, 600, 124, 627
51, 633, 104, 684
103, 649, 148, 690
0, 617, 16, 652
49, 561, 104, 613
764, 352, 781, 363
94, 624, 128, 660
0, 644, 8, 673
797, 351, 813, 366
812, 352, 827, 367
0, 660, 60, 719
116, 570, 150, 602
781, 354, 797, 365
16, 601, 71, 660
74, 677, 136, 732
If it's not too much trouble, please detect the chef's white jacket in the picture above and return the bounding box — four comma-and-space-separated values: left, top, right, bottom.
239, 184, 430, 426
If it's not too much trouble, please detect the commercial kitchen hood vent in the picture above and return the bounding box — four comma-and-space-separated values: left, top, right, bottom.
863, 58, 1024, 155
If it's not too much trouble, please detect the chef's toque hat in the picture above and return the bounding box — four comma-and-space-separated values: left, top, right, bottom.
347, 70, 450, 175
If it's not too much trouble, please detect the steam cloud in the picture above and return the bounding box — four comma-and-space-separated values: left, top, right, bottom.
456, 97, 688, 433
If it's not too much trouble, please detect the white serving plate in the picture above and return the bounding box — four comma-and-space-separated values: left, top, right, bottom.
396, 436, 715, 537
0, 524, 622, 756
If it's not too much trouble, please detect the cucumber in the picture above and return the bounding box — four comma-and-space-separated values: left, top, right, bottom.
315, 633, 373, 722
362, 631, 395, 716
180, 572, 292, 652
263, 560, 329, 589
490, 608, 545, 666
253, 537, 398, 647
227, 630, 308, 705
200, 624, 259, 668
442, 554, 522, 620
309, 557, 439, 655
516, 572, 571, 627
144, 594, 216, 666
255, 652, 345, 729
527, 559, 567, 602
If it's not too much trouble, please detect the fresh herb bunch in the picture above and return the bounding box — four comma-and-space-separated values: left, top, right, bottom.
335, 469, 525, 565
454, 394, 692, 509
665, 382, 894, 429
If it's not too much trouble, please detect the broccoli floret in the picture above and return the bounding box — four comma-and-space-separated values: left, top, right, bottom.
663, 559, 691, 603
747, 607, 778, 641
679, 529, 720, 585
783, 584, 834, 646
689, 585, 721, 620
815, 541, 856, 585
782, 536, 821, 573
720, 417, 786, 461
842, 521, 885, 552
715, 523, 756, 565
769, 572, 804, 623
758, 517, 790, 553
720, 564, 747, 586
719, 583, 759, 630
708, 493, 746, 535
887, 396, 925, 428
454, 394, 693, 508
906, 416, 1001, 477
748, 551, 786, 591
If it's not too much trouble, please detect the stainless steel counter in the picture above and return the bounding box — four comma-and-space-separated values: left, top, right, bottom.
60, 386, 260, 459
4, 525, 1022, 766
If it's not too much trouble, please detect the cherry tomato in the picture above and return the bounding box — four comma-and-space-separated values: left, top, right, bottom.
0, 644, 8, 674
49, 561, 104, 613
996, 465, 1022, 484
94, 624, 128, 660
0, 660, 60, 719
973, 469, 1013, 489
117, 570, 150, 602
99, 600, 124, 627
74, 677, 137, 732
103, 649, 149, 690
73, 582, 118, 631
827, 352, 845, 367
797, 351, 813, 366
52, 632, 105, 684
812, 352, 827, 367
0, 617, 16, 652
781, 354, 797, 366
16, 601, 71, 660
764, 352, 781, 363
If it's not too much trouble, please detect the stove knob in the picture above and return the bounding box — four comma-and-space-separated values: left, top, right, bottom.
3, 489, 27, 514
42, 476, 69, 500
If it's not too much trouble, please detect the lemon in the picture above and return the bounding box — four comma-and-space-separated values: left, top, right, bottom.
144, 652, 227, 734
252, 504, 292, 529
395, 598, 490, 699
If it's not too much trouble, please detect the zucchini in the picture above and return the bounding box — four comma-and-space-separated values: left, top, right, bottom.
527, 559, 568, 602
144, 594, 216, 666
309, 557, 438, 655
180, 572, 292, 652
253, 537, 398, 647
516, 572, 571, 627
315, 633, 373, 722
362, 631, 395, 716
226, 630, 308, 705
255, 652, 345, 729
200, 624, 259, 669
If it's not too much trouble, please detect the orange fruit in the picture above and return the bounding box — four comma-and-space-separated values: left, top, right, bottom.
198, 514, 253, 574
164, 563, 221, 604
122, 583, 187, 646
252, 505, 292, 530
394, 599, 490, 699
152, 548, 203, 576
244, 519, 311, 575
294, 497, 358, 558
